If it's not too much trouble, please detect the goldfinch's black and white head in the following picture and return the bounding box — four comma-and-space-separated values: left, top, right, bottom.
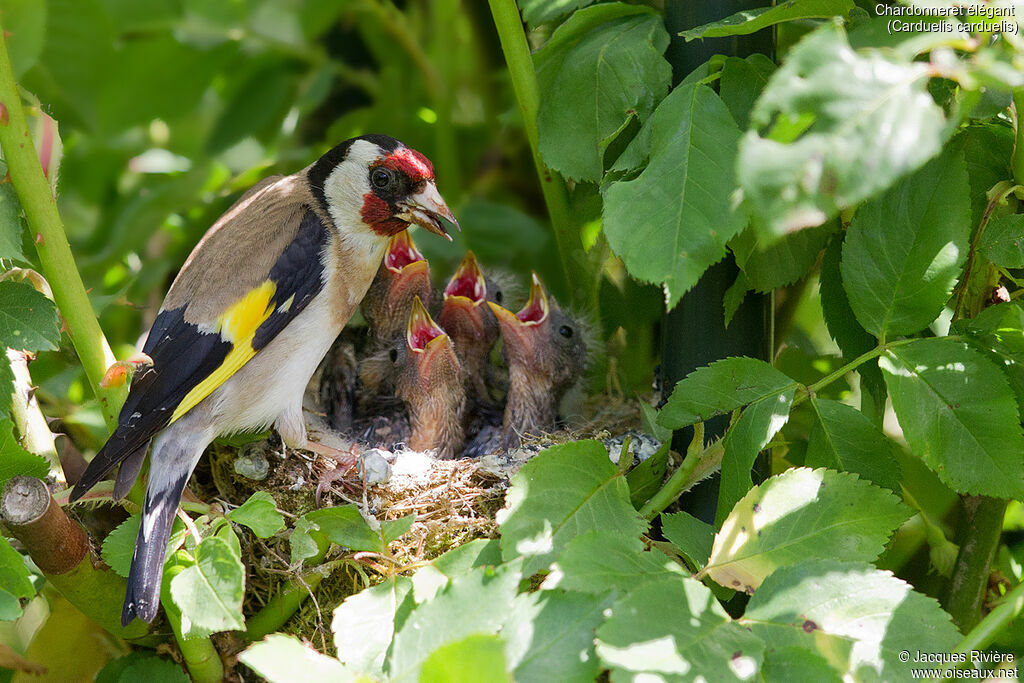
308, 134, 457, 241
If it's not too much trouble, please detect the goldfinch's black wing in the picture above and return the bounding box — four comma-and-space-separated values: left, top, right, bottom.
70, 206, 329, 500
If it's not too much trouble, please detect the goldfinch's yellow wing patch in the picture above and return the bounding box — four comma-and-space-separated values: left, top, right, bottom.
170, 281, 277, 423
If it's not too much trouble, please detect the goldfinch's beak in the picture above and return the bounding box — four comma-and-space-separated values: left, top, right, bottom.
406, 295, 458, 381
487, 272, 549, 358
399, 181, 459, 241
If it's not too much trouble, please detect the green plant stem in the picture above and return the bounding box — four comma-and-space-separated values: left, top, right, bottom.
953, 576, 1024, 658
244, 561, 339, 641
640, 423, 710, 520
162, 555, 224, 683
487, 0, 591, 309
0, 20, 125, 431
944, 499, 1007, 633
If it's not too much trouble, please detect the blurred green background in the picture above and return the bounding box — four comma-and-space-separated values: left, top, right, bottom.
0, 0, 666, 448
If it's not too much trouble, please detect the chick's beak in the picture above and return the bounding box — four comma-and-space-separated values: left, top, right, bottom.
400, 181, 459, 241
406, 295, 458, 381
487, 272, 550, 361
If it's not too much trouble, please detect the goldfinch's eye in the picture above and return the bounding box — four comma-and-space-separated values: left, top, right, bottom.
389, 348, 398, 362
371, 168, 393, 189
494, 289, 503, 305
559, 325, 573, 339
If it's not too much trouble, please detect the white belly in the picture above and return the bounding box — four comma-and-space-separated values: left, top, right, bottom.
207, 290, 344, 436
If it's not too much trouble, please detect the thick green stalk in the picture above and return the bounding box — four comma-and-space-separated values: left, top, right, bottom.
162, 553, 224, 683
487, 0, 591, 308
953, 577, 1024, 657
0, 20, 125, 431
244, 564, 333, 641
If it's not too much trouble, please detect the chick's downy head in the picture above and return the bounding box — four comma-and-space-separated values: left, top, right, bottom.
439, 251, 501, 397
488, 273, 586, 442
361, 231, 433, 343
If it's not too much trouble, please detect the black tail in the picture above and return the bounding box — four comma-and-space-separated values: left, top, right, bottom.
121, 458, 191, 626
112, 442, 149, 501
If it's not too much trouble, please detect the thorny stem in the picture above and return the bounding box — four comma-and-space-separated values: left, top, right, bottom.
487, 0, 594, 310
947, 578, 1024, 673
0, 18, 126, 430
940, 123, 1024, 632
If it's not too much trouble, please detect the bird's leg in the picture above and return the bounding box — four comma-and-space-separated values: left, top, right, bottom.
313, 442, 363, 507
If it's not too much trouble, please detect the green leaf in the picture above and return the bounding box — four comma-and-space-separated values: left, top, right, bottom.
207, 62, 293, 154
289, 517, 323, 565
880, 338, 1024, 498
806, 398, 901, 492
731, 222, 837, 292
29, 0, 115, 128
0, 281, 59, 352
681, 0, 855, 40
227, 491, 285, 538
302, 506, 413, 554
719, 54, 776, 128
96, 37, 235, 134
496, 440, 645, 576
240, 634, 356, 683
332, 575, 414, 676
819, 233, 886, 405
954, 302, 1024, 408
626, 439, 669, 508
840, 148, 970, 339
658, 357, 796, 429
169, 536, 245, 637
603, 83, 744, 308
1, 0, 47, 77
762, 647, 841, 683
411, 539, 503, 603
660, 511, 715, 569
716, 388, 796, 525
0, 182, 26, 261
536, 4, 670, 182
0, 535, 34, 621
503, 590, 610, 683
596, 576, 764, 681
723, 272, 750, 329
101, 514, 187, 578
546, 531, 683, 594
742, 561, 960, 680
0, 353, 13, 417
705, 468, 910, 593
95, 652, 190, 683
981, 214, 1024, 269
738, 21, 946, 239
420, 634, 508, 683
518, 0, 600, 28
0, 419, 49, 488
387, 563, 521, 681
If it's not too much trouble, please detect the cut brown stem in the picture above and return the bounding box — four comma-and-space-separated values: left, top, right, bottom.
1, 476, 150, 639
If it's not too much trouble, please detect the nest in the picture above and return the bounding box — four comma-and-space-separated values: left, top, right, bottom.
193, 389, 660, 653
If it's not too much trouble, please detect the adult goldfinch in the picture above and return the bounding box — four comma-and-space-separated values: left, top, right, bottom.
69, 134, 457, 626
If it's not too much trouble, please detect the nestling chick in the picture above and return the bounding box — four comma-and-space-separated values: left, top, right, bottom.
487, 273, 586, 449
70, 134, 457, 625
438, 250, 502, 403
361, 230, 433, 348
394, 296, 466, 458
